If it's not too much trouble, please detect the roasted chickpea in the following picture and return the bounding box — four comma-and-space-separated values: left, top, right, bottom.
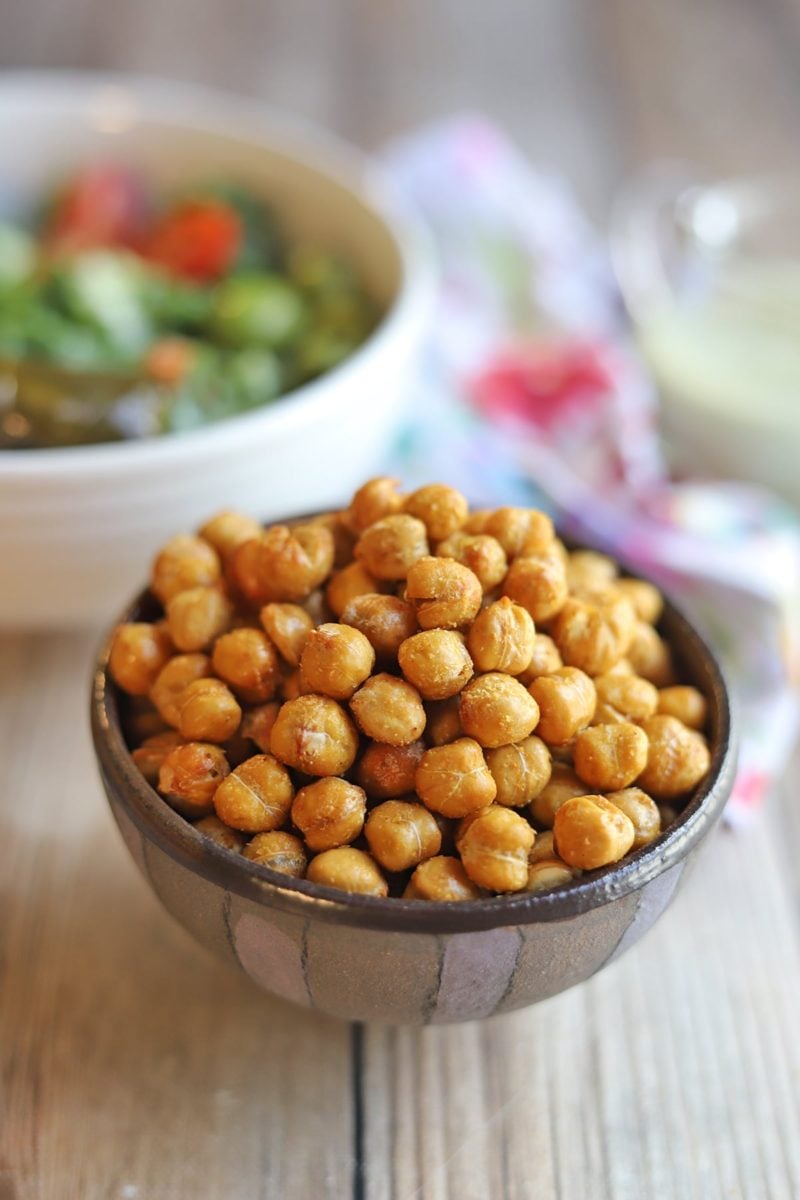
554, 794, 635, 870
354, 514, 429, 580
459, 672, 540, 748
349, 673, 426, 746
463, 509, 492, 534
306, 847, 388, 896
125, 698, 169, 742
326, 562, 382, 618
404, 484, 469, 541
467, 597, 535, 675
593, 672, 658, 724
637, 715, 711, 799
502, 553, 568, 622
573, 722, 649, 791
280, 669, 308, 702
301, 588, 331, 627
424, 697, 463, 746
486, 735, 551, 807
242, 830, 307, 876
485, 507, 554, 558
232, 523, 335, 604
528, 829, 556, 864
345, 476, 404, 534
526, 860, 575, 892
518, 634, 563, 683
149, 653, 210, 727
291, 777, 366, 851
193, 815, 247, 853
259, 603, 314, 666
299, 623, 375, 700
151, 535, 221, 605
109, 622, 173, 696
158, 741, 230, 817
199, 511, 262, 562
365, 800, 442, 872
356, 740, 426, 799
239, 701, 281, 752
405, 556, 482, 629
566, 549, 617, 591
308, 511, 357, 568
341, 593, 417, 664
530, 763, 588, 828
628, 622, 676, 687
415, 738, 497, 817
435, 531, 508, 592
528, 667, 596, 746
552, 595, 635, 676
403, 856, 482, 901
212, 753, 293, 832
398, 630, 473, 700
658, 685, 708, 730
615, 577, 663, 625
459, 806, 534, 892
605, 788, 661, 849
178, 678, 242, 743
270, 694, 359, 776
165, 585, 233, 653
131, 730, 184, 783
212, 628, 280, 704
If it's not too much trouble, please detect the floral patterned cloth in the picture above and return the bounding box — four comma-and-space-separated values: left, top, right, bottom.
380, 116, 800, 823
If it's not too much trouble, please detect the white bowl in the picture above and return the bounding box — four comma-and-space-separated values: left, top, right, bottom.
0, 72, 434, 629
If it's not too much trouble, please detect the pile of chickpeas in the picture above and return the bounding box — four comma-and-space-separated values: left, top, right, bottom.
109, 478, 712, 901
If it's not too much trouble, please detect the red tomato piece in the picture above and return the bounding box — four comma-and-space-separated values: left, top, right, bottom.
144, 200, 242, 282
45, 165, 147, 252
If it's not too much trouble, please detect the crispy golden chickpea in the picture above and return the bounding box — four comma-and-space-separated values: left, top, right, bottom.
109, 622, 173, 696
199, 511, 262, 561
194, 814, 247, 853
467, 597, 535, 675
463, 509, 492, 534
178, 678, 242, 743
232, 523, 335, 604
166, 585, 233, 652
435, 532, 508, 592
528, 667, 596, 746
349, 673, 426, 746
415, 738, 497, 817
326, 562, 382, 618
158, 741, 230, 817
242, 830, 307, 876
398, 630, 473, 700
530, 763, 588, 828
299, 623, 375, 700
554, 794, 635, 870
149, 653, 211, 727
212, 628, 280, 705
486, 735, 551, 807
345, 476, 404, 534
240, 702, 281, 752
637, 715, 711, 799
424, 697, 463, 746
528, 829, 556, 864
280, 669, 308, 702
658, 685, 708, 730
518, 634, 563, 684
403, 856, 482, 901
593, 672, 658, 724
306, 847, 388, 896
354, 514, 429, 580
308, 511, 357, 568
566, 549, 617, 591
259, 603, 314, 666
405, 556, 482, 629
291, 777, 366, 851
485, 507, 554, 558
459, 806, 534, 892
125, 698, 169, 742
459, 672, 540, 749
356, 740, 426, 799
605, 788, 661, 849
615, 577, 663, 625
552, 597, 635, 676
628, 622, 676, 687
502, 553, 568, 623
526, 860, 575, 892
573, 722, 649, 791
212, 753, 293, 832
302, 588, 331, 626
131, 730, 185, 783
151, 534, 221, 605
365, 800, 442, 872
404, 484, 469, 541
270, 694, 359, 776
341, 593, 417, 665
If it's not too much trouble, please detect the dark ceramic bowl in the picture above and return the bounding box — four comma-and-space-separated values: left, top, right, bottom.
91, 572, 735, 1025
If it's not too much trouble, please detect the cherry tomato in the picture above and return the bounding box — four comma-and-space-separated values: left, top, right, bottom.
44, 165, 146, 252
144, 201, 242, 283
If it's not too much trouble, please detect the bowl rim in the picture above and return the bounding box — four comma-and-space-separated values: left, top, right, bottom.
0, 70, 434, 474
90, 547, 736, 935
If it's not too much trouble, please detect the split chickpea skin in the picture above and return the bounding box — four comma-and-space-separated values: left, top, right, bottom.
111, 478, 711, 899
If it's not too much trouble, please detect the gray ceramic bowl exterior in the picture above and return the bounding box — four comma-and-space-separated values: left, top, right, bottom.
92, 591, 735, 1025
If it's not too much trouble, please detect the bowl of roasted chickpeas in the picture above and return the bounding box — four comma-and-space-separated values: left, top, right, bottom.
92, 478, 735, 1025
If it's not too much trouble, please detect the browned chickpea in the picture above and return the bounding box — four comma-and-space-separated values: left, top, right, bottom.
658, 803, 679, 828
232, 523, 335, 604
158, 741, 230, 817
404, 484, 469, 541
459, 673, 540, 749
435, 531, 508, 592
415, 738, 497, 817
554, 794, 635, 869
166, 585, 233, 653
528, 667, 596, 746
404, 855, 482, 901
291, 777, 366, 851
125, 697, 170, 742
405, 556, 482, 629
615, 577, 663, 625
573, 722, 649, 791
658, 685, 708, 730
178, 678, 242, 743
530, 763, 588, 828
308, 511, 357, 568
356, 740, 426, 799
398, 630, 473, 701
345, 476, 404, 534
502, 553, 568, 622
151, 534, 221, 605
518, 634, 563, 684
242, 830, 307, 876
605, 788, 661, 849
628, 622, 676, 687
365, 800, 442, 872
467, 597, 535, 675
459, 806, 534, 892
566, 549, 617, 592
240, 702, 281, 752
259, 603, 314, 666
109, 622, 173, 696
326, 562, 382, 618
349, 673, 426, 746
212, 628, 280, 705
552, 595, 636, 676
354, 514, 429, 580
424, 697, 463, 746
526, 860, 575, 892
593, 672, 658, 724
341, 593, 417, 665
637, 715, 711, 799
212, 753, 293, 832
306, 847, 388, 896
131, 730, 185, 783
280, 669, 307, 702
194, 814, 248, 853
528, 829, 556, 864
199, 511, 262, 562
486, 735, 551, 808
485, 507, 554, 558
149, 653, 211, 727
301, 588, 331, 626
299, 623, 376, 700
270, 695, 359, 776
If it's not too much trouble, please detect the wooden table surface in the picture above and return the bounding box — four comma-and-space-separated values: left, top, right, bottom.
3, 4, 800, 1198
